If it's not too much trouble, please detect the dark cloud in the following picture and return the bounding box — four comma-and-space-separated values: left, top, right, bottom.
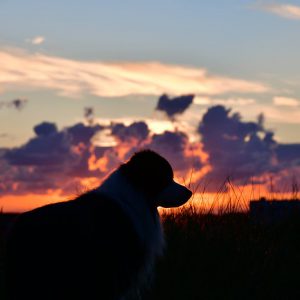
156, 94, 194, 120
198, 106, 274, 188
10, 98, 28, 110
111, 121, 149, 143
276, 144, 300, 165
0, 98, 28, 110
198, 105, 300, 190
67, 122, 103, 145
1, 105, 300, 197
84, 107, 94, 125
1, 121, 106, 195
146, 130, 203, 173
1, 120, 151, 196
67, 147, 94, 178
5, 131, 71, 166
34, 122, 58, 136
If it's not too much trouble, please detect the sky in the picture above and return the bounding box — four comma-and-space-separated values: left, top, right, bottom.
0, 1, 300, 212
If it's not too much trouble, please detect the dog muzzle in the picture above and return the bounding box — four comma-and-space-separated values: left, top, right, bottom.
155, 181, 192, 208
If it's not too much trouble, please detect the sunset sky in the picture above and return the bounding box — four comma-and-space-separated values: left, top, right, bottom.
1, 1, 300, 212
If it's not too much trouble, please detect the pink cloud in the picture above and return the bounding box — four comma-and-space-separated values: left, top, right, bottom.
0, 48, 268, 98
258, 2, 300, 20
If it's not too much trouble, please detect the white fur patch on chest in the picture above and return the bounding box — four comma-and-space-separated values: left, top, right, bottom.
95, 169, 165, 260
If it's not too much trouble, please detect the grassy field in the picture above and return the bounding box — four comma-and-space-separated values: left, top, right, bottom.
144, 206, 300, 300
1, 205, 300, 299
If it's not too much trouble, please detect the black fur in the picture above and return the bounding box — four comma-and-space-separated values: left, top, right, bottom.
6, 192, 146, 300
5, 150, 179, 300
119, 150, 174, 199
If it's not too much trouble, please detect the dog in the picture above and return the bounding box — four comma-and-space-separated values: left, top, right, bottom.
5, 150, 192, 300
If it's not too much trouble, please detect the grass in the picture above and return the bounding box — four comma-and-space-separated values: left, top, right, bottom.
1, 187, 300, 299
142, 206, 300, 300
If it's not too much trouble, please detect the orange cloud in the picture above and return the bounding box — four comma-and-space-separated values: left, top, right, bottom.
88, 149, 110, 173
273, 96, 299, 107
0, 48, 268, 98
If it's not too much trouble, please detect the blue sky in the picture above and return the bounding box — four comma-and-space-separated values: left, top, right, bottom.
1, 0, 300, 147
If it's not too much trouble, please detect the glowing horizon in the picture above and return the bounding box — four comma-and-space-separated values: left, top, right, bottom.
1, 183, 298, 214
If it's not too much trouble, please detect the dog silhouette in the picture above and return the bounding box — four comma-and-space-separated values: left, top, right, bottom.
6, 150, 192, 300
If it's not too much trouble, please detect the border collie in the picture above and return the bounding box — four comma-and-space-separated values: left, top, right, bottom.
6, 150, 192, 300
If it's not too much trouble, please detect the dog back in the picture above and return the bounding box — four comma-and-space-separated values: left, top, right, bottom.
6, 191, 146, 300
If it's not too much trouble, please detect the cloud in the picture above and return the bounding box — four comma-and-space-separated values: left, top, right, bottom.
145, 130, 203, 173
95, 117, 175, 135
26, 36, 45, 45
0, 48, 268, 98
6, 126, 72, 167
197, 105, 277, 188
194, 96, 256, 106
0, 115, 203, 196
155, 94, 194, 120
273, 96, 299, 107
10, 98, 28, 110
197, 105, 300, 190
255, 105, 300, 124
84, 107, 94, 125
0, 98, 28, 110
1, 99, 300, 198
276, 143, 300, 164
34, 122, 58, 136
258, 2, 300, 20
111, 121, 150, 143
92, 117, 183, 147
67, 122, 104, 145
204, 101, 300, 124
1, 121, 106, 195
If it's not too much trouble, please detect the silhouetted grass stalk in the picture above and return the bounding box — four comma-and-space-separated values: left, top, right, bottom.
160, 177, 300, 217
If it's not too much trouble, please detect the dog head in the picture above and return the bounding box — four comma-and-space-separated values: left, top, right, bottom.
119, 150, 192, 208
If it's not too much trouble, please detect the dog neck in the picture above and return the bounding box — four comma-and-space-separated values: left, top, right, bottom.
95, 169, 165, 257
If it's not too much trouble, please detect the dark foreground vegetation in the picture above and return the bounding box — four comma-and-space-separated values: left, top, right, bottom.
1, 208, 300, 299
145, 207, 300, 300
